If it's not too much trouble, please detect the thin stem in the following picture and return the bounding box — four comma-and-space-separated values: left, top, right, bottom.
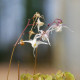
7, 19, 32, 80
31, 17, 37, 30
34, 48, 37, 74
14, 19, 31, 47
45, 21, 56, 31
7, 46, 16, 80
29, 24, 34, 26
18, 62, 20, 80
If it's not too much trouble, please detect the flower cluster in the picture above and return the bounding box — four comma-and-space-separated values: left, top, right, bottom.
18, 12, 71, 57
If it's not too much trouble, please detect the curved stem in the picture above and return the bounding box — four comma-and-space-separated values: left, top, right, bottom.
45, 21, 56, 31
7, 18, 32, 80
14, 19, 31, 47
7, 46, 16, 80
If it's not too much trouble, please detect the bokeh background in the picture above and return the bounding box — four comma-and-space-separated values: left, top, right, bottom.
0, 0, 80, 80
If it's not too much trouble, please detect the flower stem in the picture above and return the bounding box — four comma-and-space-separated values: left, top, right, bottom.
18, 62, 20, 80
31, 17, 37, 30
45, 21, 56, 31
7, 46, 16, 80
7, 19, 32, 80
34, 48, 37, 74
14, 19, 31, 47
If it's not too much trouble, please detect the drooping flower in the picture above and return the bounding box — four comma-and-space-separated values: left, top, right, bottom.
48, 19, 73, 33
34, 30, 51, 46
18, 38, 48, 57
32, 12, 44, 29
33, 12, 44, 19
36, 18, 44, 32
54, 23, 63, 32
29, 29, 35, 39
48, 19, 63, 32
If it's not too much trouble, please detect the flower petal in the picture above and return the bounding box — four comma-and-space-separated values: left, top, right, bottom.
63, 26, 74, 32
22, 40, 33, 44
37, 41, 48, 45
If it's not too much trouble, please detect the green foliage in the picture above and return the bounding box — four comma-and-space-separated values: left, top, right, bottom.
20, 71, 75, 80
21, 73, 33, 80
64, 72, 75, 80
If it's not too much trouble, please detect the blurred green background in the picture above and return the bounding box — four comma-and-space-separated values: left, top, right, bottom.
0, 0, 80, 80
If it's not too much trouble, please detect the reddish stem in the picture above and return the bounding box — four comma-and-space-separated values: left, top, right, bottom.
14, 19, 31, 46
44, 21, 56, 31
29, 24, 34, 26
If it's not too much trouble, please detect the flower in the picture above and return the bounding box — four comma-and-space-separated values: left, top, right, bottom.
36, 18, 44, 31
54, 23, 63, 32
34, 30, 51, 46
48, 19, 73, 33
33, 12, 44, 19
48, 19, 63, 32
18, 38, 48, 57
48, 23, 63, 32
49, 24, 73, 33
29, 29, 35, 39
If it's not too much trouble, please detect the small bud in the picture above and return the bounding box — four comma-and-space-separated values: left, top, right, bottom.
19, 39, 25, 45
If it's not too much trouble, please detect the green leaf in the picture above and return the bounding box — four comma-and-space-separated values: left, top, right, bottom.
64, 72, 75, 80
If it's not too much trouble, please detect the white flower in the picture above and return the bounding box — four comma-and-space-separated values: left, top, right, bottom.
36, 18, 44, 31
54, 24, 63, 32
48, 19, 73, 33
49, 23, 73, 33
34, 30, 51, 46
48, 19, 63, 32
18, 38, 48, 57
